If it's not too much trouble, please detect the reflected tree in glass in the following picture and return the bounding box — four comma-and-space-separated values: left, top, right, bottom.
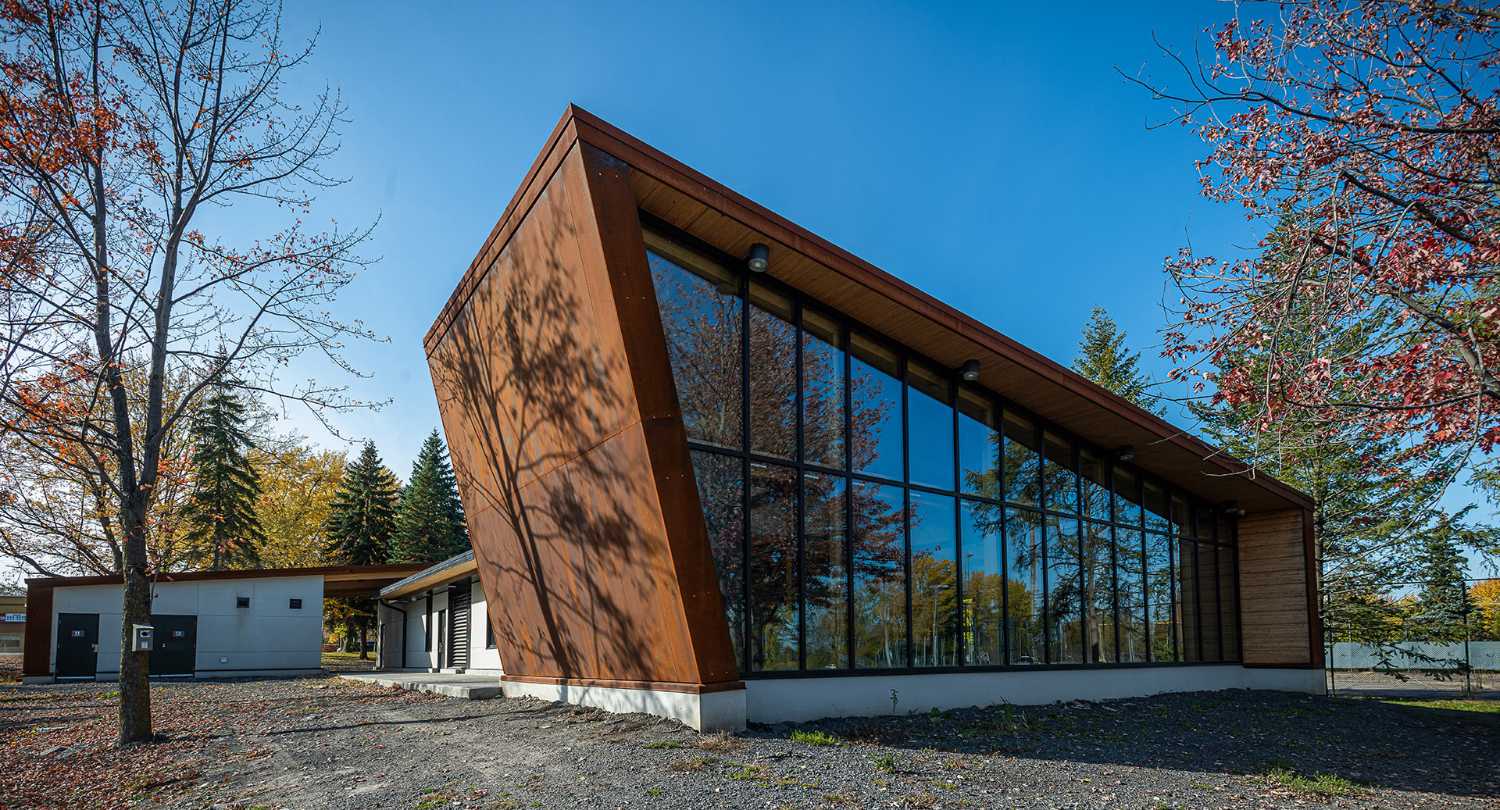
852, 481, 906, 668
649, 250, 742, 449
749, 285, 797, 459
910, 491, 958, 667
1006, 508, 1045, 664
1048, 515, 1084, 664
691, 451, 744, 667
962, 499, 1005, 665
803, 472, 847, 668
749, 463, 799, 671
1146, 531, 1178, 662
801, 309, 845, 468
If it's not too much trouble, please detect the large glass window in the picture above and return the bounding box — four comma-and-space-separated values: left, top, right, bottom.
748, 285, 797, 460
1083, 519, 1115, 663
1146, 531, 1179, 662
910, 491, 958, 667
1002, 413, 1040, 506
957, 389, 999, 499
749, 463, 798, 671
1048, 515, 1084, 664
850, 334, 903, 482
801, 309, 845, 469
907, 362, 955, 490
803, 472, 847, 669
652, 229, 1240, 679
691, 451, 744, 667
1006, 508, 1045, 665
961, 499, 1004, 666
852, 481, 906, 668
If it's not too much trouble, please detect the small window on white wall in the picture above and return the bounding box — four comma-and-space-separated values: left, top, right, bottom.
236, 596, 250, 608
289, 598, 302, 609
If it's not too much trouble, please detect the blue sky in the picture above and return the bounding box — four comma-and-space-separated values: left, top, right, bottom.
260, 1, 1493, 578
274, 0, 1251, 473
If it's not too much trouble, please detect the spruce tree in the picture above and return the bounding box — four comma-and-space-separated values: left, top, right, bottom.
391, 430, 469, 564
1415, 510, 1475, 645
324, 441, 399, 566
182, 377, 265, 570
323, 441, 399, 658
1072, 307, 1160, 414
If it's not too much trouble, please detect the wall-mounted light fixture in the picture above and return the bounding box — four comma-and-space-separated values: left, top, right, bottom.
1116, 445, 1136, 462
1224, 503, 1246, 518
959, 359, 981, 382
746, 242, 770, 273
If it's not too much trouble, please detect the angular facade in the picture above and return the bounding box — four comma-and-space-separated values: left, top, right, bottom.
425, 106, 1324, 731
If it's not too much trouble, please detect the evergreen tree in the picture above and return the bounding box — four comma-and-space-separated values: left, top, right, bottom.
182, 378, 265, 570
323, 441, 399, 658
1072, 307, 1160, 414
391, 430, 469, 564
1414, 509, 1476, 645
324, 441, 399, 566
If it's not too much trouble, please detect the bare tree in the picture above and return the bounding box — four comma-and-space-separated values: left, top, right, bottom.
0, 0, 376, 744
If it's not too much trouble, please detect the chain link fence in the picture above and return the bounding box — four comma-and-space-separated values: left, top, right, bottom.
1324, 577, 1499, 697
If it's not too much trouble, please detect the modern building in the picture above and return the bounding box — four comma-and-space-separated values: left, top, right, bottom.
423, 105, 1324, 731
0, 591, 25, 655
375, 551, 504, 673
21, 564, 423, 683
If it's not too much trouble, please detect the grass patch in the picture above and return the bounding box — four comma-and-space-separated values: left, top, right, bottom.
668, 755, 719, 773
789, 729, 840, 747
1264, 763, 1360, 798
695, 731, 742, 752
1382, 698, 1500, 715
414, 791, 453, 810
872, 753, 897, 774
727, 763, 769, 782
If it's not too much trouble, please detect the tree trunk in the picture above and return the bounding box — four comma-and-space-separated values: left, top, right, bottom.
359, 622, 369, 660
118, 507, 153, 744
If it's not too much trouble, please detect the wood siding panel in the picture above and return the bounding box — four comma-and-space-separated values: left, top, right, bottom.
1237, 509, 1316, 666
21, 581, 52, 676
428, 143, 738, 689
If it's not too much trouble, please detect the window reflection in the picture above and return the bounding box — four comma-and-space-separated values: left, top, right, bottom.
1002, 413, 1040, 506
1114, 466, 1142, 528
853, 481, 906, 668
957, 389, 999, 499
801, 309, 845, 469
1117, 528, 1148, 663
911, 492, 958, 667
749, 463, 798, 671
962, 499, 1004, 666
1048, 515, 1084, 664
850, 334, 902, 482
907, 362, 954, 490
1043, 432, 1077, 514
1144, 481, 1170, 533
803, 472, 847, 669
1083, 520, 1115, 663
649, 248, 742, 449
1198, 543, 1221, 662
1178, 538, 1200, 662
749, 285, 797, 460
691, 451, 744, 668
1146, 532, 1179, 662
1079, 450, 1110, 522
1006, 508, 1045, 665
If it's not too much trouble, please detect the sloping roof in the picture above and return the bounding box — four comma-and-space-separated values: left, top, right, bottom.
378, 551, 477, 599
425, 105, 1311, 514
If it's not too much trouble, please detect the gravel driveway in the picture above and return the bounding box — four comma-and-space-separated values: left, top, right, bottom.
1, 676, 1496, 808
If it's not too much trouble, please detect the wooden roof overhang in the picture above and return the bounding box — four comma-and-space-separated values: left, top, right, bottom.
426, 105, 1312, 515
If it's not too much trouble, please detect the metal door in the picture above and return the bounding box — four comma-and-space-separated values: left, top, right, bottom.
435, 609, 446, 669
149, 614, 197, 676
55, 613, 99, 678
449, 582, 471, 669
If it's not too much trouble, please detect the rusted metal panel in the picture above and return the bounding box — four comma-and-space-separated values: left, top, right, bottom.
21, 581, 51, 676
427, 144, 738, 689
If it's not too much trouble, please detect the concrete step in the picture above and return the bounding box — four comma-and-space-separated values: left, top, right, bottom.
339, 672, 501, 700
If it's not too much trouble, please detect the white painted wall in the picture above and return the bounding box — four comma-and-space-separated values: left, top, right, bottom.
387, 576, 502, 672
49, 575, 324, 678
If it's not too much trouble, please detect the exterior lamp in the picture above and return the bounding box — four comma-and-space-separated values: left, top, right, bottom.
1225, 504, 1246, 518
1116, 445, 1136, 462
746, 242, 770, 273
959, 359, 981, 382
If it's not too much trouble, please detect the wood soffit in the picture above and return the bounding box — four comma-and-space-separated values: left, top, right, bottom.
425, 105, 1314, 514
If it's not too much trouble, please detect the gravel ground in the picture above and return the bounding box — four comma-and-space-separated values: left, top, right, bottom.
1, 676, 1497, 809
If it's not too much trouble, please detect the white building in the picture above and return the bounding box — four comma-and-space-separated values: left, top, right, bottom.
22, 565, 424, 683
376, 551, 503, 674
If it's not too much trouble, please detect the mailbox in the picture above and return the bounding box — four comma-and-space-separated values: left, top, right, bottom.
131, 624, 154, 652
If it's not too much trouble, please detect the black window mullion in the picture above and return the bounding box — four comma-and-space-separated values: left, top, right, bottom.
842, 324, 855, 672
1106, 465, 1120, 664
900, 354, 913, 670
794, 299, 806, 672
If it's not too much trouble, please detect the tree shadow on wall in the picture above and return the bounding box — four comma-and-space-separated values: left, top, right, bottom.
429, 208, 675, 684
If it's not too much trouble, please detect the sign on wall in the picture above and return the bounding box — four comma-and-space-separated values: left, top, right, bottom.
2, 613, 23, 623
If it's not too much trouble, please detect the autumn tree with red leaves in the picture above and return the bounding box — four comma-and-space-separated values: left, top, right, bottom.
0, 1, 375, 744
1134, 1, 1499, 491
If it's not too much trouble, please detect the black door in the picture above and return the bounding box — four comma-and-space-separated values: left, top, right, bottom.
435, 609, 446, 669
150, 614, 197, 676
56, 613, 99, 678
449, 582, 471, 670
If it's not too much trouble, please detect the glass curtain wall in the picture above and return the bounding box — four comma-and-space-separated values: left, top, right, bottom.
648, 230, 1239, 676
